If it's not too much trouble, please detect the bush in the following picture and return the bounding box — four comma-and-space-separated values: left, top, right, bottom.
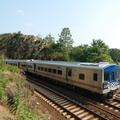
0, 61, 20, 73
0, 59, 41, 120
11, 81, 40, 120
0, 71, 7, 99
0, 83, 4, 99
6, 64, 20, 73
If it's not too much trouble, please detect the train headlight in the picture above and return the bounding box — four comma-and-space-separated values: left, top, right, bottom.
103, 82, 110, 89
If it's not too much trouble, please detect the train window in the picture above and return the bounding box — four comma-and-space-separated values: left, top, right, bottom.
93, 73, 97, 81
79, 73, 84, 80
41, 67, 44, 71
58, 70, 62, 75
45, 68, 47, 72
38, 67, 40, 70
28, 65, 32, 68
111, 72, 114, 80
68, 69, 72, 77
48, 68, 52, 73
104, 72, 109, 81
53, 69, 56, 74
22, 64, 26, 67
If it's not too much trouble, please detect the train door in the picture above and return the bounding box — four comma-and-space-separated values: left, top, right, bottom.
66, 67, 72, 81
34, 63, 36, 72
18, 62, 20, 68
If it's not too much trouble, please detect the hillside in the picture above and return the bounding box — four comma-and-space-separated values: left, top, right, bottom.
0, 32, 47, 59
0, 62, 66, 120
0, 62, 48, 119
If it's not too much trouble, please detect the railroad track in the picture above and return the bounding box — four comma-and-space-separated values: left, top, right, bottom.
106, 99, 120, 109
26, 75, 120, 120
27, 78, 108, 120
116, 93, 120, 100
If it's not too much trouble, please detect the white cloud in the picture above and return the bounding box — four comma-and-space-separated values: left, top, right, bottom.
17, 10, 23, 13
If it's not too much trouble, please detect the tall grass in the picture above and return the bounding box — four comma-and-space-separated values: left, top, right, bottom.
11, 81, 40, 120
0, 59, 40, 119
0, 83, 4, 99
6, 64, 20, 73
0, 61, 20, 73
0, 61, 19, 99
0, 71, 7, 99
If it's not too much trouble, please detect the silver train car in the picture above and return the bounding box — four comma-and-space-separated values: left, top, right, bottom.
4, 59, 120, 99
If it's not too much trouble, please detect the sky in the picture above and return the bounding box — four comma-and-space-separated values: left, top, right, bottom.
0, 0, 120, 49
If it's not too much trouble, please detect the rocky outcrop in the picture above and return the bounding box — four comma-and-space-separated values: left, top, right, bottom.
0, 32, 47, 59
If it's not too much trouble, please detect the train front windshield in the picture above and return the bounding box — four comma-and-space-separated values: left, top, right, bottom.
104, 66, 120, 82
104, 70, 120, 82
103, 65, 120, 90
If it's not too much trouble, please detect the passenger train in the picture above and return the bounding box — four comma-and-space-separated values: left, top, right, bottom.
3, 59, 120, 99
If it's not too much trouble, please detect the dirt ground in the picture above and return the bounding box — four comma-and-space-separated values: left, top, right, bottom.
0, 103, 17, 120
0, 92, 67, 120
27, 92, 67, 120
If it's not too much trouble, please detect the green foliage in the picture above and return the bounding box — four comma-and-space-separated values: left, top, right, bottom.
57, 27, 74, 50
0, 61, 20, 73
42, 42, 62, 60
0, 61, 41, 120
57, 27, 74, 61
11, 81, 40, 120
69, 39, 114, 63
109, 48, 120, 64
2, 79, 9, 88
0, 83, 4, 99
0, 31, 119, 62
87, 39, 113, 63
69, 44, 89, 61
0, 60, 19, 99
9, 76, 16, 82
6, 64, 20, 73
44, 33, 55, 44
0, 70, 8, 99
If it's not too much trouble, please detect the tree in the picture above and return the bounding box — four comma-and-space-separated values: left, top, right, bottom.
57, 27, 74, 50
57, 27, 74, 61
42, 42, 62, 60
69, 44, 89, 61
109, 48, 120, 64
44, 33, 55, 44
82, 39, 114, 63
91, 39, 109, 55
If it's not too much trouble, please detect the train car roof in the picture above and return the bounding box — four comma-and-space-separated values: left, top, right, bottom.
4, 59, 30, 62
29, 60, 115, 69
4, 59, 118, 69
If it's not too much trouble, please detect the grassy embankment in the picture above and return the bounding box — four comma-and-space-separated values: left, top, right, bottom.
0, 61, 41, 120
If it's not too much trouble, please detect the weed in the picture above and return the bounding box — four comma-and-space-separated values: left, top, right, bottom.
11, 81, 40, 120
9, 76, 16, 82
0, 59, 41, 120
6, 64, 20, 73
0, 83, 4, 99
0, 60, 20, 73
